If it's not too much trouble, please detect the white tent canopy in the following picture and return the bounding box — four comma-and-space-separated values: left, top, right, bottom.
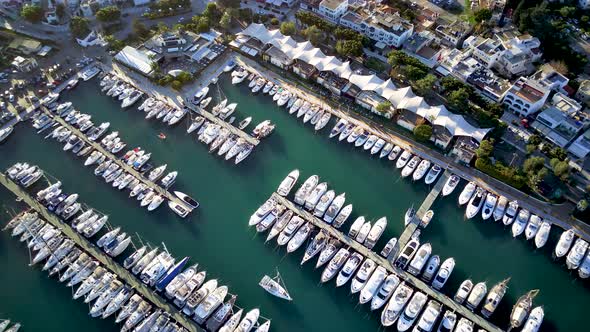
239, 23, 492, 142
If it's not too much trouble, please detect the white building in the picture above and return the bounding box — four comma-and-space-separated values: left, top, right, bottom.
339, 10, 413, 48
579, 0, 590, 10
496, 33, 542, 76
568, 128, 590, 158
503, 77, 550, 117
318, 0, 348, 22
464, 36, 504, 69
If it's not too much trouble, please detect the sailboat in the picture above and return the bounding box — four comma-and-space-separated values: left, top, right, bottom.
259, 269, 292, 301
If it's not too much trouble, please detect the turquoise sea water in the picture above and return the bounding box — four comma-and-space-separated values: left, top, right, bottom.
0, 76, 587, 331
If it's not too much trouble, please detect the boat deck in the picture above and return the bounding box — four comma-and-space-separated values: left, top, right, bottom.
393, 170, 451, 260
184, 102, 259, 146
37, 106, 191, 214
0, 174, 204, 332
270, 192, 503, 332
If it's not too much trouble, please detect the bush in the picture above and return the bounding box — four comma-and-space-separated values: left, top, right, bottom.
271, 17, 279, 26
413, 124, 432, 142
280, 21, 296, 36
96, 6, 121, 23
21, 5, 43, 23
475, 158, 526, 189
70, 16, 91, 38
171, 80, 183, 90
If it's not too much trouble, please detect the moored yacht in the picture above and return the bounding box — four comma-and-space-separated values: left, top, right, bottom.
412, 159, 431, 181
534, 221, 551, 249
465, 187, 485, 219
458, 182, 476, 205
566, 238, 588, 269
555, 229, 575, 257
323, 193, 346, 224
396, 150, 412, 169
481, 193, 497, 220
521, 306, 544, 332
350, 258, 376, 294
454, 279, 473, 304
396, 291, 427, 332
431, 257, 455, 290
493, 196, 508, 221
503, 200, 519, 225
301, 230, 328, 265
294, 175, 319, 205
408, 243, 431, 276
320, 248, 349, 283
465, 281, 487, 310
512, 209, 530, 238
525, 214, 542, 240
336, 252, 363, 287
365, 217, 387, 249
381, 282, 413, 327
359, 266, 387, 304
481, 277, 510, 318
277, 169, 299, 197
401, 156, 421, 178
413, 300, 442, 332
370, 273, 400, 310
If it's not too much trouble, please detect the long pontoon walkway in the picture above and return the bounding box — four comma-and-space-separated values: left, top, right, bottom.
394, 170, 452, 258
270, 192, 504, 332
37, 106, 191, 213
0, 173, 204, 332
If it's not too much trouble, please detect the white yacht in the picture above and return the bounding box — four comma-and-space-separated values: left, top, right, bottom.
555, 229, 575, 257
499, 195, 512, 218
424, 165, 442, 185
412, 159, 431, 181
401, 156, 421, 178
380, 142, 394, 159
286, 222, 313, 253
336, 252, 363, 287
380, 237, 398, 258
219, 309, 243, 332
350, 258, 376, 294
578, 251, 590, 279
381, 282, 414, 327
313, 190, 335, 218
458, 182, 476, 205
534, 221, 551, 249
320, 248, 350, 283
365, 217, 387, 249
259, 270, 292, 301
408, 243, 431, 276
521, 306, 544, 332
174, 271, 206, 307
395, 238, 419, 269
338, 123, 356, 141
359, 266, 387, 304
323, 193, 346, 224
481, 193, 497, 220
193, 286, 229, 324
277, 169, 299, 196
329, 119, 347, 138
566, 238, 588, 269
304, 182, 328, 210
234, 308, 260, 332
455, 318, 474, 332
301, 230, 328, 265
512, 209, 530, 238
370, 138, 386, 155
396, 150, 412, 169
525, 214, 542, 240
333, 203, 352, 228
465, 281, 487, 310
413, 300, 442, 332
503, 200, 519, 225
441, 174, 460, 197
436, 310, 457, 332
315, 239, 340, 268
465, 188, 485, 219
370, 274, 400, 310
294, 175, 319, 205
363, 134, 378, 151
454, 279, 473, 304
388, 145, 402, 161
396, 292, 427, 332
431, 257, 455, 290
355, 221, 371, 243
248, 198, 276, 226
276, 216, 305, 246
421, 255, 440, 282
265, 210, 292, 241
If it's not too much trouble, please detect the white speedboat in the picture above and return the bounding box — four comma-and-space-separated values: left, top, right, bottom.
388, 145, 402, 161
348, 216, 365, 238
465, 187, 485, 219
455, 318, 474, 332
396, 291, 427, 332
276, 216, 305, 246
338, 123, 356, 141
363, 134, 378, 151
323, 193, 346, 224
503, 200, 519, 225
350, 258, 376, 294
370, 138, 385, 155
286, 222, 313, 253
555, 229, 575, 257
315, 239, 340, 269
525, 214, 542, 240
249, 198, 276, 226
465, 281, 487, 310
314, 112, 331, 131
294, 175, 319, 205
335, 252, 363, 287
436, 310, 457, 332
481, 193, 497, 220
380, 237, 398, 258
401, 156, 421, 178
381, 282, 413, 327
379, 142, 394, 159
304, 182, 328, 210
431, 257, 454, 290
534, 221, 551, 249
313, 190, 335, 218
277, 169, 299, 197
333, 203, 352, 228
521, 306, 544, 332
512, 209, 530, 238
566, 238, 588, 269
414, 300, 442, 332
347, 126, 363, 144
122, 90, 143, 108
412, 159, 431, 181
421, 254, 440, 282
395, 238, 419, 269
458, 182, 476, 205
396, 150, 412, 169
578, 251, 590, 279
424, 164, 441, 185
234, 308, 260, 332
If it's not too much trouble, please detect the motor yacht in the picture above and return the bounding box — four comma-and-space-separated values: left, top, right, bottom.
300, 230, 328, 265
408, 243, 431, 276
525, 214, 542, 240
555, 229, 575, 257
395, 238, 419, 269
359, 266, 387, 304
333, 204, 353, 228
454, 279, 473, 304
320, 248, 350, 283
413, 300, 442, 332
315, 239, 340, 268
350, 258, 376, 294
304, 182, 328, 210
534, 221, 551, 249
465, 188, 485, 219
401, 156, 421, 178
174, 270, 206, 307
466, 281, 487, 310
421, 255, 440, 283
277, 216, 304, 246
512, 209, 530, 238
503, 200, 519, 225
412, 159, 431, 181
481, 193, 498, 220
458, 182, 476, 205
314, 190, 335, 218
234, 308, 260, 332
365, 217, 387, 249
379, 142, 394, 159
431, 257, 455, 290
338, 123, 356, 141
397, 292, 427, 332
336, 252, 363, 287
566, 238, 588, 269
286, 222, 314, 253
381, 281, 413, 326
521, 306, 544, 332
380, 237, 398, 258
436, 310, 457, 332
277, 169, 299, 197
481, 278, 510, 318
396, 150, 412, 169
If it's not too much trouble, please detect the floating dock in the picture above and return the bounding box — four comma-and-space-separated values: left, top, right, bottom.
270, 192, 503, 332
394, 170, 451, 259
184, 102, 260, 146
37, 106, 190, 212
0, 173, 204, 332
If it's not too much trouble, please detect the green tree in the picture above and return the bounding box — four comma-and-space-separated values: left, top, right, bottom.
70, 16, 90, 38
220, 10, 232, 30
577, 199, 588, 212
550, 147, 567, 161
376, 101, 392, 113
403, 65, 427, 81
335, 39, 363, 57
558, 6, 576, 18
303, 25, 324, 46
447, 88, 469, 111
473, 8, 492, 23
476, 139, 494, 159
171, 80, 183, 90
96, 6, 121, 23
413, 74, 437, 96
550, 158, 570, 181
413, 124, 433, 142
104, 35, 125, 52
197, 17, 210, 33
523, 156, 545, 174
133, 19, 151, 39
56, 4, 65, 19
528, 134, 541, 146
157, 22, 169, 33
526, 144, 536, 155
203, 2, 220, 21
20, 5, 43, 23
280, 21, 296, 36
176, 71, 192, 84
270, 17, 279, 26
217, 0, 240, 9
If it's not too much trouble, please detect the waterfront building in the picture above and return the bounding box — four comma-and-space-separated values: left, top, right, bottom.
402, 30, 442, 68
114, 46, 157, 77
531, 93, 588, 148
339, 9, 414, 48
318, 0, 349, 22
11, 56, 38, 73
502, 77, 550, 117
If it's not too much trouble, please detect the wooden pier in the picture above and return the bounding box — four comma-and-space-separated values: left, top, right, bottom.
270, 192, 504, 332
0, 174, 204, 332
393, 170, 452, 259
37, 107, 191, 213
184, 102, 260, 146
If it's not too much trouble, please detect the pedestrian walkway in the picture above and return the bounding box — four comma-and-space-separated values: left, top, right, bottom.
0, 173, 204, 332
270, 192, 504, 332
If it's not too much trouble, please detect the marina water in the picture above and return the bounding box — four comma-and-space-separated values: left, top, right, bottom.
0, 76, 588, 331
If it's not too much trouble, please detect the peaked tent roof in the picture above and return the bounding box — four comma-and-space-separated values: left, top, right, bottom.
239, 23, 492, 142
